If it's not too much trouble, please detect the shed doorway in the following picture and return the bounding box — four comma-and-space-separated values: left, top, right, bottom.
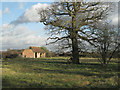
35, 52, 37, 58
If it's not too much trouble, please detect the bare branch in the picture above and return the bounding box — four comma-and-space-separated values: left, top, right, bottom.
46, 36, 70, 45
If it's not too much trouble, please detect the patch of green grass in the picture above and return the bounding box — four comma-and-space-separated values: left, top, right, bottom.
2, 57, 119, 88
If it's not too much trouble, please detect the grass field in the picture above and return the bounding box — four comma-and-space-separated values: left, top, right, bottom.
2, 57, 119, 88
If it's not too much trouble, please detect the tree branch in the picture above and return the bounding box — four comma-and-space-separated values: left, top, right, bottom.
46, 36, 70, 45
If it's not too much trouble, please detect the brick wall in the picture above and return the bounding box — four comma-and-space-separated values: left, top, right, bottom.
22, 49, 46, 58
22, 49, 34, 58
37, 53, 40, 58
41, 53, 46, 58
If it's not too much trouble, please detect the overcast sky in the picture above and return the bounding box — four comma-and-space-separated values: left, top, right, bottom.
0, 1, 119, 51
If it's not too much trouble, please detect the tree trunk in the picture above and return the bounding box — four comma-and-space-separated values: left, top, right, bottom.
102, 52, 106, 65
103, 58, 106, 65
71, 4, 79, 64
71, 16, 79, 64
102, 41, 107, 66
71, 37, 79, 64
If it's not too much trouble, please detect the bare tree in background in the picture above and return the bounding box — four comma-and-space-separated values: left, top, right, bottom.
93, 21, 119, 66
39, 1, 111, 64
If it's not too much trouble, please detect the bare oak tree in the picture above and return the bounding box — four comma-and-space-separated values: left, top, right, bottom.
39, 1, 110, 64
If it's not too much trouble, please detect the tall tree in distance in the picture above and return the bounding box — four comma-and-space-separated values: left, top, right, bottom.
93, 21, 119, 65
39, 1, 111, 64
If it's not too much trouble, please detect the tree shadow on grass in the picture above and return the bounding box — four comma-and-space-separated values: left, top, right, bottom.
36, 60, 118, 73
2, 58, 67, 67
33, 67, 115, 78
31, 61, 118, 79
2, 78, 18, 88
2, 77, 46, 88
37, 60, 67, 64
3, 58, 118, 79
79, 63, 118, 71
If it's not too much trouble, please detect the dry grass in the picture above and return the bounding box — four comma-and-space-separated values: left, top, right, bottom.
2, 57, 119, 88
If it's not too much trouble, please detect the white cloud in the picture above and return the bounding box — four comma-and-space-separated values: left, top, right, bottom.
0, 3, 51, 50
10, 3, 50, 25
1, 24, 14, 30
108, 12, 118, 26
112, 15, 118, 24
0, 24, 48, 50
3, 7, 9, 14
109, 3, 118, 26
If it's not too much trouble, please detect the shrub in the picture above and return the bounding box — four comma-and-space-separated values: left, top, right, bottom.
2, 50, 21, 59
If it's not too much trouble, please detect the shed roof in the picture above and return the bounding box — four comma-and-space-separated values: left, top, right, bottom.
29, 46, 45, 53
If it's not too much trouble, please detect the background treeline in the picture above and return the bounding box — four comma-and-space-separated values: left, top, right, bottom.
58, 51, 119, 58
1, 46, 119, 59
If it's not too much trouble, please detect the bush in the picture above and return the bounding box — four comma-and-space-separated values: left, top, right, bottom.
40, 47, 56, 57
5, 54, 18, 58
2, 50, 20, 59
